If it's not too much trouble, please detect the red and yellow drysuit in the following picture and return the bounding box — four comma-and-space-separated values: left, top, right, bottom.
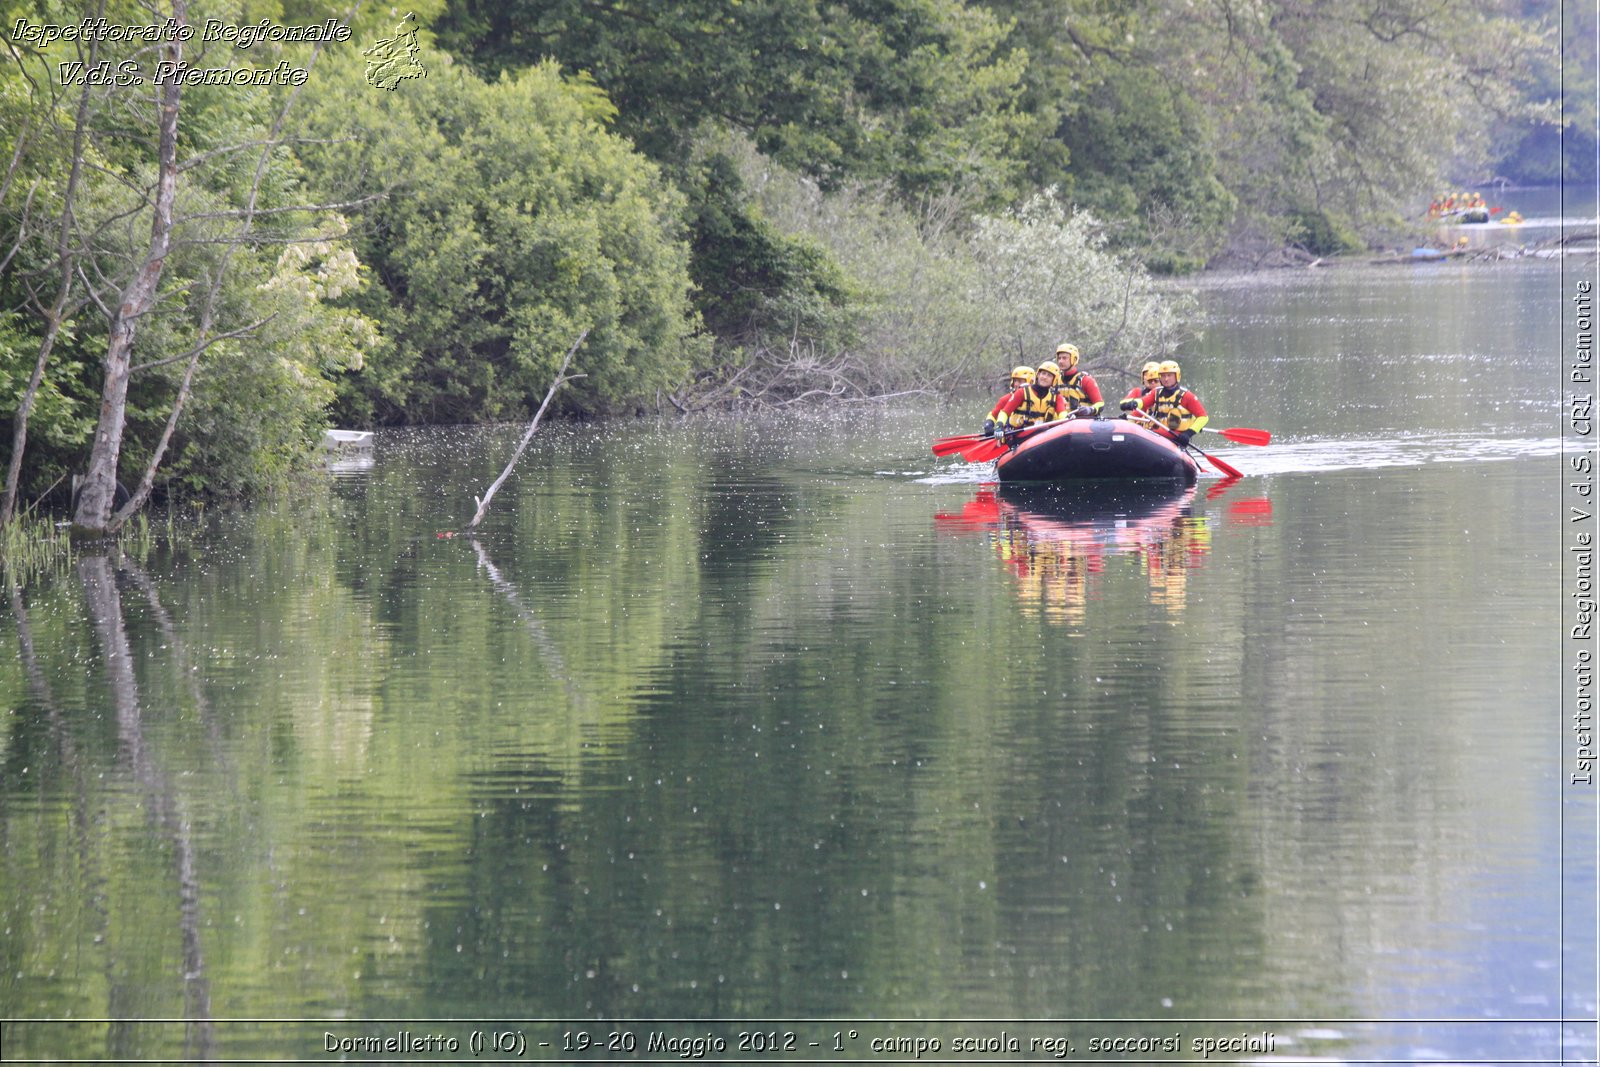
994, 382, 1067, 428
1131, 385, 1209, 440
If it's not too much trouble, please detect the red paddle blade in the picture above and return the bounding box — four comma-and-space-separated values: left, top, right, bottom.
1194, 448, 1243, 479
1216, 426, 1271, 446
933, 437, 980, 456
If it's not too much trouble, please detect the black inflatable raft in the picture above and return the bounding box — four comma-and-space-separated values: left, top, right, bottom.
994, 418, 1198, 485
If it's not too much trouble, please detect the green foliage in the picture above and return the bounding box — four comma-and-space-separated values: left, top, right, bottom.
967, 191, 1194, 370
296, 54, 705, 423
732, 141, 1194, 393
1490, 0, 1591, 182
686, 153, 854, 357
1051, 62, 1238, 271
0, 512, 72, 585
986, 0, 1557, 264
0, 311, 95, 451
431, 0, 1032, 204
1283, 209, 1365, 258
1197, 0, 1555, 232
0, 0, 384, 505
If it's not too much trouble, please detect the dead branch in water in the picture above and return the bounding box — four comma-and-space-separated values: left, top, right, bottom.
467, 330, 588, 529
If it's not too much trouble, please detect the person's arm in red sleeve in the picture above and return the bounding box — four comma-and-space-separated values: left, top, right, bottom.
1082, 375, 1104, 413
1183, 391, 1208, 432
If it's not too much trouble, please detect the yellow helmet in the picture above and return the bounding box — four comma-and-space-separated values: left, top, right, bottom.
1054, 343, 1080, 369
1141, 360, 1161, 384
1009, 365, 1035, 387
1157, 359, 1181, 383
1034, 360, 1062, 382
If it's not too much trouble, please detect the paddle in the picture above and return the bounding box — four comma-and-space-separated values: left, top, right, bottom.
932, 428, 1011, 461
933, 427, 1037, 457
969, 412, 1102, 460
1186, 439, 1244, 479
934, 406, 1094, 457
1110, 404, 1271, 446
956, 427, 1029, 462
1205, 425, 1271, 446
932, 431, 991, 456
935, 411, 1093, 461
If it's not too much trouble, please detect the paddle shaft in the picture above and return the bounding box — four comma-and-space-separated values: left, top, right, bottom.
1125, 410, 1245, 478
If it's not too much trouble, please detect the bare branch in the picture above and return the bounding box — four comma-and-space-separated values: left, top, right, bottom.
467, 331, 590, 529
75, 263, 116, 318
130, 314, 277, 373
177, 195, 384, 223
177, 135, 356, 173
0, 178, 42, 277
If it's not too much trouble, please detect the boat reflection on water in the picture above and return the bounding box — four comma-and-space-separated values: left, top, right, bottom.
935, 479, 1271, 626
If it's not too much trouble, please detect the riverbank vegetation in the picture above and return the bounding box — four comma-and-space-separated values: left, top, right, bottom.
0, 0, 1573, 531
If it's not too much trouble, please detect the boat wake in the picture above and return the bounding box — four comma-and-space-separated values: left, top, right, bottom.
1235, 434, 1561, 475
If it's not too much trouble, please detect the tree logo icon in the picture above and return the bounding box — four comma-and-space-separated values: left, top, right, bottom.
363, 13, 426, 90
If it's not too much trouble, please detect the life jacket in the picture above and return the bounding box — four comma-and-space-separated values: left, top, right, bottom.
1012, 383, 1061, 425
1059, 369, 1097, 411
1149, 386, 1198, 432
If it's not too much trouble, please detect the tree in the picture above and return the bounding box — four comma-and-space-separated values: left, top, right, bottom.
1052, 62, 1238, 272
1488, 0, 1590, 183
432, 0, 1033, 205
1, 0, 380, 533
986, 0, 1556, 264
69, 0, 188, 535
1170, 0, 1555, 237
1, 0, 109, 523
295, 54, 706, 424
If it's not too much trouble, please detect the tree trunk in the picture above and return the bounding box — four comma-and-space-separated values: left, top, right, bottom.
110, 30, 324, 534
71, 2, 185, 538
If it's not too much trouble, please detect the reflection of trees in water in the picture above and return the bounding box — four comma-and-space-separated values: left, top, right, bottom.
70, 555, 214, 1061
9, 581, 114, 1037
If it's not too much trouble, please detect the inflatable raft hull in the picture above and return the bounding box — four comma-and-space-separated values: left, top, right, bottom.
994, 418, 1198, 485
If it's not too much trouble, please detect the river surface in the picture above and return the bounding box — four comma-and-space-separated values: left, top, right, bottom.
2, 254, 1595, 1064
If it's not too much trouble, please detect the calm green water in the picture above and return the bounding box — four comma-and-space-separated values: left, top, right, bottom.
2, 260, 1593, 1063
